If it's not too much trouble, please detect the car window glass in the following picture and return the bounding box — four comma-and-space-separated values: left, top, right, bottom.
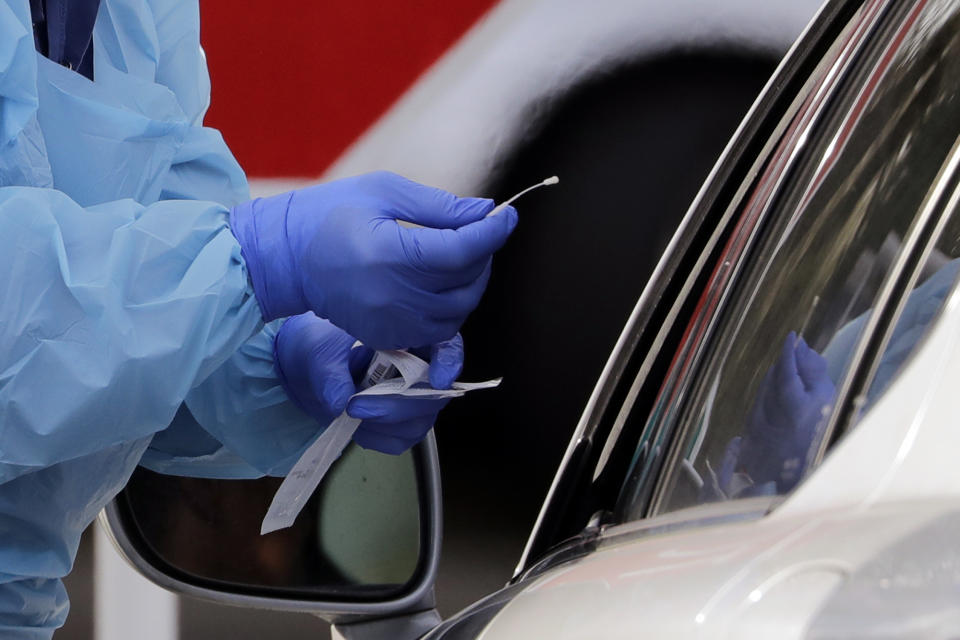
616, 0, 960, 522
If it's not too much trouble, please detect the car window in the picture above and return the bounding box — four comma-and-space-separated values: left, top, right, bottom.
616, 0, 960, 522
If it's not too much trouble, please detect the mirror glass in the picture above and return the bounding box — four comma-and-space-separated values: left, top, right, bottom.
119, 443, 422, 599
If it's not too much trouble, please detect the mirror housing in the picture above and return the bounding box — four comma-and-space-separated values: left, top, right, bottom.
99, 432, 443, 627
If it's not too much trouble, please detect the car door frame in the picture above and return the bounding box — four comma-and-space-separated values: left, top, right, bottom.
515, 0, 889, 576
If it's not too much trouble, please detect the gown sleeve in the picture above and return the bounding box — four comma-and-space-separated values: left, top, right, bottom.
135, 0, 326, 478
0, 188, 264, 482
0, 1, 291, 635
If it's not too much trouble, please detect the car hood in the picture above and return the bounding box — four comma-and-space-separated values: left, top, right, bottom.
477, 499, 960, 639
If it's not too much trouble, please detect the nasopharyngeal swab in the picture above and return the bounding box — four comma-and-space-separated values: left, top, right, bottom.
486, 175, 559, 217
398, 175, 559, 228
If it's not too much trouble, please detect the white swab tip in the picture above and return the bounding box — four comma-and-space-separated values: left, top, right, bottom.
487, 175, 560, 216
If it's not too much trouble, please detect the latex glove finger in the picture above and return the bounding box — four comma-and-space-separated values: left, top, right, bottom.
348, 333, 462, 454
409, 333, 464, 390
353, 413, 446, 440
353, 429, 424, 456
772, 331, 805, 408
794, 335, 835, 397
430, 333, 464, 389
374, 172, 495, 228
402, 205, 518, 273
275, 313, 356, 422
754, 337, 793, 431
399, 262, 492, 326
348, 395, 452, 423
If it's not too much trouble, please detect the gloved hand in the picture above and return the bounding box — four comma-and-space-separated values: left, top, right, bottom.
230, 171, 518, 349
274, 312, 463, 455
736, 332, 836, 493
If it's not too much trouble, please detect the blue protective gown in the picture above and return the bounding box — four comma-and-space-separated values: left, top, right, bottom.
822, 258, 960, 399
0, 0, 324, 635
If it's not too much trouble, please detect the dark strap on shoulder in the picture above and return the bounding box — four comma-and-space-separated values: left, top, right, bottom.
30, 0, 100, 80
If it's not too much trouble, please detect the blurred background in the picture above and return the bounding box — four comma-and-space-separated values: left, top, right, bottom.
60, 0, 822, 637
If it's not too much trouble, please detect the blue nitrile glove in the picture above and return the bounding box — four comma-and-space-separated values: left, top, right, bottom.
736, 332, 836, 493
274, 312, 463, 455
230, 171, 518, 349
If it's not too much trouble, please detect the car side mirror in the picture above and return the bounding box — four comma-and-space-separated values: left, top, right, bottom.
100, 433, 443, 638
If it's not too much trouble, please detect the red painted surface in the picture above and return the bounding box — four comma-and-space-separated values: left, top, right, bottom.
199, 2, 499, 178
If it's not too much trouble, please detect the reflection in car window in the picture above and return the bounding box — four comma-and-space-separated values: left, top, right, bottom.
616, 0, 960, 522
858, 236, 960, 407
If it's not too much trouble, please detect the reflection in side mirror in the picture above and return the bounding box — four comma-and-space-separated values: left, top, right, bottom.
316, 444, 419, 585
102, 436, 441, 617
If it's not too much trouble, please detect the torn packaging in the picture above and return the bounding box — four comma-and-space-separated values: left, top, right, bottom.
261, 349, 500, 534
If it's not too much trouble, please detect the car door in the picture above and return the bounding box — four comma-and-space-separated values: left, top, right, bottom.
420, 0, 960, 635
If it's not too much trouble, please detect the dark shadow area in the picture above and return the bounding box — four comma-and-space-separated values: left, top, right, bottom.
59, 528, 93, 640
434, 50, 777, 615
180, 599, 330, 640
